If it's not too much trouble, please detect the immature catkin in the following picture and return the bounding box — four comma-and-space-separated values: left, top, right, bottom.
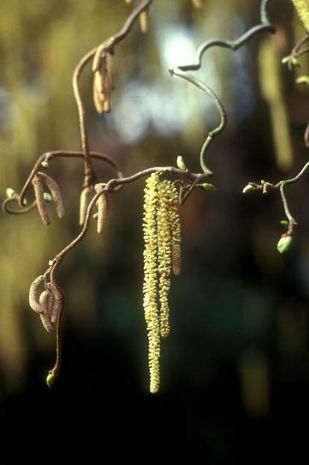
94, 185, 109, 234
47, 283, 64, 324
291, 0, 309, 30
79, 186, 93, 226
32, 175, 50, 225
139, 10, 149, 33
143, 173, 161, 393
93, 52, 113, 113
29, 275, 45, 313
38, 172, 65, 218
39, 290, 54, 333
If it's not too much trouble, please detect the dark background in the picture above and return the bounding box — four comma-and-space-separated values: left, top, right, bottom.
0, 1, 308, 462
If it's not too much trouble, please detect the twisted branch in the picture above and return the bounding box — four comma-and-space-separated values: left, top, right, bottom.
176, 0, 274, 72
169, 0, 274, 173
73, 0, 153, 187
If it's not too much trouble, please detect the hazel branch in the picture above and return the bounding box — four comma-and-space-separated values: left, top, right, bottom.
243, 161, 309, 250
175, 0, 274, 72
73, 0, 154, 187
2, 150, 122, 216
169, 68, 227, 174
168, 0, 274, 174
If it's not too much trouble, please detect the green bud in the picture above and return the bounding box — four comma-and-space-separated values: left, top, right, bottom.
6, 188, 15, 198
296, 75, 309, 86
46, 372, 55, 388
41, 160, 49, 168
242, 184, 254, 194
176, 156, 187, 170
291, 57, 300, 67
43, 192, 53, 202
280, 220, 289, 227
201, 183, 216, 192
277, 235, 292, 254
281, 56, 289, 64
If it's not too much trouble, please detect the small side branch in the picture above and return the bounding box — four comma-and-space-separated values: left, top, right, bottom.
242, 161, 309, 251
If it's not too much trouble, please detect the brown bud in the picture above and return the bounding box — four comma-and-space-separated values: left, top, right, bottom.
32, 175, 50, 225
172, 243, 182, 276
29, 275, 45, 313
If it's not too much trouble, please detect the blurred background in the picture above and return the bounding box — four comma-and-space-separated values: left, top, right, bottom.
0, 0, 308, 462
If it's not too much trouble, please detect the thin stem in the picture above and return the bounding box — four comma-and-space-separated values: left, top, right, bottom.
278, 161, 309, 186
73, 49, 97, 186
2, 150, 122, 214
247, 161, 309, 231
114, 0, 153, 45
291, 33, 309, 58
170, 68, 227, 174
176, 0, 274, 72
48, 301, 63, 380
279, 183, 296, 225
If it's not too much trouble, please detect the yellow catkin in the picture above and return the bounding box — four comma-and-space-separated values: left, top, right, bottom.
143, 175, 182, 393
157, 180, 174, 338
291, 0, 309, 30
143, 173, 161, 393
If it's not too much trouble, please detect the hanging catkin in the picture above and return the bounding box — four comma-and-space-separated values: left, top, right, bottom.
291, 0, 309, 30
143, 174, 182, 393
143, 173, 161, 393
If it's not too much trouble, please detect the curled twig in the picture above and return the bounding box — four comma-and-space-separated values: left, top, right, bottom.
169, 68, 226, 174
169, 0, 274, 174
176, 0, 274, 72
73, 0, 153, 187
